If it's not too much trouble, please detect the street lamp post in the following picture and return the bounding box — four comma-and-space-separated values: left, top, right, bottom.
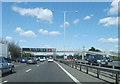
53, 10, 78, 59
63, 11, 66, 59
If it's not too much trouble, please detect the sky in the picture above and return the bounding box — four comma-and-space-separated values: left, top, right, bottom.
2, 0, 119, 51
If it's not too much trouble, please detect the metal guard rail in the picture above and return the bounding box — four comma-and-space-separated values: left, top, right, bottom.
59, 60, 120, 84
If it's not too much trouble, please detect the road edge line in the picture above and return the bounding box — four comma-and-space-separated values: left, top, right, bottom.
55, 61, 80, 83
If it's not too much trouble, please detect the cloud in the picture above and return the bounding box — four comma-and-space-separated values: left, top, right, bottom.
39, 29, 61, 36
84, 14, 93, 20
60, 21, 70, 28
84, 16, 91, 20
5, 36, 13, 42
15, 27, 36, 38
16, 27, 24, 33
108, 0, 120, 15
98, 38, 118, 43
99, 0, 119, 27
99, 17, 118, 27
12, 6, 53, 23
73, 18, 80, 24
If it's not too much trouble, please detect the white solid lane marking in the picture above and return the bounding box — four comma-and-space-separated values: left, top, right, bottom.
26, 69, 31, 72
55, 61, 80, 83
3, 80, 8, 83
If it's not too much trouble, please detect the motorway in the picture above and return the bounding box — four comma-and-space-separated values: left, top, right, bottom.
2, 61, 111, 84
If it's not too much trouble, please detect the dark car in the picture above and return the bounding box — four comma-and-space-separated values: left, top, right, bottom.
105, 57, 113, 62
88, 54, 108, 65
0, 57, 15, 74
85, 54, 91, 61
27, 57, 37, 64
20, 58, 27, 63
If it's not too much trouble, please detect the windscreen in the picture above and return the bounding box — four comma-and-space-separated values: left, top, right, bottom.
94, 55, 103, 60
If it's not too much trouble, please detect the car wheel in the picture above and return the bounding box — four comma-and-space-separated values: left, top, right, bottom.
10, 67, 14, 73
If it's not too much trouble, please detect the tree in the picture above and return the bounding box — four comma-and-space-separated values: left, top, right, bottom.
22, 53, 32, 58
88, 47, 96, 51
95, 49, 101, 52
0, 38, 21, 60
88, 47, 101, 52
8, 42, 21, 60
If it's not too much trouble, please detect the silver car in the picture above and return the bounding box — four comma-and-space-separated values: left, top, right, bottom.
27, 57, 37, 64
0, 57, 15, 74
47, 58, 54, 63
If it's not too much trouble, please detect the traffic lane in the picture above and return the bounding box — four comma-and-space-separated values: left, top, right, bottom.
2, 61, 40, 77
13, 61, 45, 72
2, 61, 44, 79
14, 62, 37, 71
2, 62, 28, 77
30, 61, 75, 82
2, 61, 76, 83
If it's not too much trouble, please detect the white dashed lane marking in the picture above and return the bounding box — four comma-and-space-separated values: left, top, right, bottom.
3, 80, 8, 83
26, 69, 31, 72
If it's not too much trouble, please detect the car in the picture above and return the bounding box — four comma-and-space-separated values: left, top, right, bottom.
43, 57, 46, 61
39, 57, 44, 62
88, 54, 108, 65
65, 57, 72, 61
0, 57, 15, 74
20, 58, 27, 63
85, 54, 91, 61
105, 57, 113, 62
103, 58, 108, 63
27, 57, 37, 64
47, 58, 54, 62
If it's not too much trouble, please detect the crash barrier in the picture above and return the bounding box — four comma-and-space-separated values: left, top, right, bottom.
57, 60, 120, 84
76, 60, 120, 70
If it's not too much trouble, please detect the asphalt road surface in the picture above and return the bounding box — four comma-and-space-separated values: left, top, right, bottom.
1, 61, 110, 84
2, 61, 77, 84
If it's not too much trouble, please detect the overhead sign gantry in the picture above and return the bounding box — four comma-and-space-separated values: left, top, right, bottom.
21, 48, 56, 58
22, 48, 56, 52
